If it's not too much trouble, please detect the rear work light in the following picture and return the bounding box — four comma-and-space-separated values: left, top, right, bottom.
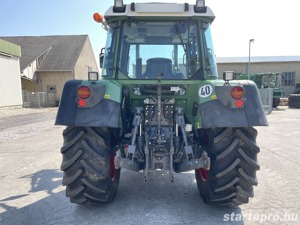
88, 71, 99, 81
196, 0, 205, 8
113, 0, 126, 12
194, 0, 207, 13
77, 86, 91, 99
223, 71, 234, 82
114, 0, 124, 8
231, 86, 244, 99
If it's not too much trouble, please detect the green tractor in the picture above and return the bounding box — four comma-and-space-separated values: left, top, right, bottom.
234, 72, 284, 108
55, 0, 268, 206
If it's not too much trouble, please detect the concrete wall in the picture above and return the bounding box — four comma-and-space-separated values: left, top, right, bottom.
74, 37, 99, 80
36, 71, 73, 101
217, 61, 300, 96
0, 54, 22, 108
21, 78, 37, 92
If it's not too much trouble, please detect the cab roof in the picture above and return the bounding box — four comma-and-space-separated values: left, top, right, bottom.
104, 2, 215, 23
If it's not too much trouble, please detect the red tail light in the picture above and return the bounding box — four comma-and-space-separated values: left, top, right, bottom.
235, 99, 244, 108
231, 87, 244, 99
78, 99, 86, 107
77, 86, 91, 99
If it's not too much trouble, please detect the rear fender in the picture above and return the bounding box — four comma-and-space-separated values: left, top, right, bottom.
198, 80, 268, 128
55, 80, 121, 128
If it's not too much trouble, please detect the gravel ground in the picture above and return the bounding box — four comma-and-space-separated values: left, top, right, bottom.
0, 107, 55, 119
0, 107, 58, 142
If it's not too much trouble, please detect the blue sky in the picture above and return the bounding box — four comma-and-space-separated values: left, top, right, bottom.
1, 0, 300, 70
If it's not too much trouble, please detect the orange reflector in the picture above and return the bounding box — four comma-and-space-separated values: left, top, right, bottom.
77, 86, 91, 99
78, 99, 86, 107
93, 13, 104, 23
235, 99, 244, 108
231, 86, 244, 99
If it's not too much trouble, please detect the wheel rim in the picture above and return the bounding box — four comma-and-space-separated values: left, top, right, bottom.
199, 168, 208, 182
110, 155, 117, 180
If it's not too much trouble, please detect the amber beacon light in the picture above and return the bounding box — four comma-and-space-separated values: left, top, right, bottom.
93, 12, 104, 23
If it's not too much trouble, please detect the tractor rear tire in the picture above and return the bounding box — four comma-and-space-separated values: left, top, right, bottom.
195, 127, 259, 206
60, 126, 120, 205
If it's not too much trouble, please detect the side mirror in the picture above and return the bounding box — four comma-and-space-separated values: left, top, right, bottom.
99, 47, 105, 68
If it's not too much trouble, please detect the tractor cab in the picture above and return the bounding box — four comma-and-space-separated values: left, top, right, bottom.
95, 0, 217, 80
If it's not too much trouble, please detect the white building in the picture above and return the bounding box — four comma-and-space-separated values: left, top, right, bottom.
217, 56, 300, 96
0, 39, 22, 108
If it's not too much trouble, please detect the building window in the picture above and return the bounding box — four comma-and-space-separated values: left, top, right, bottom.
283, 72, 296, 86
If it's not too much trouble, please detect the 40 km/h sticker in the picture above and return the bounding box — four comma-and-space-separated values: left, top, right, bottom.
199, 85, 213, 98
